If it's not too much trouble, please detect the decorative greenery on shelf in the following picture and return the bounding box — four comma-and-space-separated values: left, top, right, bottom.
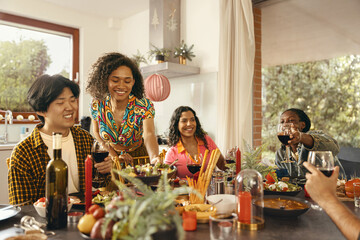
148, 44, 172, 61
173, 40, 195, 61
131, 49, 147, 67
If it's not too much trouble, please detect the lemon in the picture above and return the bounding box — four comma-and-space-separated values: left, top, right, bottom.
77, 214, 97, 234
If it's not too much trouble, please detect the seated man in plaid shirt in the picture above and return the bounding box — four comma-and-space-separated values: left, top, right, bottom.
8, 74, 112, 205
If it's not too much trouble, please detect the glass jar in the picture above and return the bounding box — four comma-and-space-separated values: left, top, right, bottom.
235, 169, 264, 230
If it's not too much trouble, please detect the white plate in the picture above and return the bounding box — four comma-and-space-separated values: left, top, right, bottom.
0, 204, 21, 221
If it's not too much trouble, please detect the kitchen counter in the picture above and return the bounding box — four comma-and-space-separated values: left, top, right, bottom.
0, 192, 357, 239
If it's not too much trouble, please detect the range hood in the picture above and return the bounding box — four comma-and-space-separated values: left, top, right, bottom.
141, 0, 200, 79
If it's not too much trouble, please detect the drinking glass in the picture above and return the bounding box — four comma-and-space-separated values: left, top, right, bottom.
307, 151, 334, 177
277, 123, 293, 163
209, 213, 237, 240
91, 140, 109, 188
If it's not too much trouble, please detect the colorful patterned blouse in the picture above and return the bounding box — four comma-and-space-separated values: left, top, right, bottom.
90, 94, 155, 150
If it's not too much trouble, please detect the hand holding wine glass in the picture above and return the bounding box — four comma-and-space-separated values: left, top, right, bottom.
307, 151, 334, 177
277, 123, 294, 163
91, 140, 109, 188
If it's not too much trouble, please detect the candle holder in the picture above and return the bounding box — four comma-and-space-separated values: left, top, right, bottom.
235, 169, 264, 230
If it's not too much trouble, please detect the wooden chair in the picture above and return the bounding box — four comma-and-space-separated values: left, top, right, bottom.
132, 156, 150, 165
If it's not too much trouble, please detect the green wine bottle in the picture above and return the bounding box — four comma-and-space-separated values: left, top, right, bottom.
46, 132, 68, 229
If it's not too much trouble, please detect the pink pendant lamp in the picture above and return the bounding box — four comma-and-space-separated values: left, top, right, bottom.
144, 73, 171, 102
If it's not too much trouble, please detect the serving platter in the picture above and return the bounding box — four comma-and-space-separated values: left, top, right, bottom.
0, 204, 21, 221
259, 195, 310, 217
264, 189, 302, 196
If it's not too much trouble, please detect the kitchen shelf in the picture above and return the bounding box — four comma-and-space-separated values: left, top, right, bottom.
140, 62, 200, 79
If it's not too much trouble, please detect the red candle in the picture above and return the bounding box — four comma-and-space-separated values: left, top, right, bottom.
238, 191, 252, 223
85, 155, 92, 213
236, 148, 241, 175
182, 211, 197, 231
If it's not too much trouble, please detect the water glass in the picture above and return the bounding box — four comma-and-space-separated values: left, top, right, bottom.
354, 182, 360, 208
209, 213, 237, 240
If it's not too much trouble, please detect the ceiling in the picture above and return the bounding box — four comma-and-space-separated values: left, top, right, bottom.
261, 0, 360, 66
44, 0, 149, 19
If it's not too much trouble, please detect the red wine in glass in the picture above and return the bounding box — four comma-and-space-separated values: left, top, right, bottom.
319, 168, 334, 177
277, 134, 292, 145
187, 164, 201, 174
92, 151, 109, 163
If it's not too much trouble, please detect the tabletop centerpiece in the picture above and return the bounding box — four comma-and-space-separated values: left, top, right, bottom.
99, 169, 192, 240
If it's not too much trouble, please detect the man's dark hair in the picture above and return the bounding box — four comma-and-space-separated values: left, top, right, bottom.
27, 74, 80, 123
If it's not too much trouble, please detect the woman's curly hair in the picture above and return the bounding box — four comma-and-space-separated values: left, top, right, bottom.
86, 52, 144, 100
168, 106, 208, 148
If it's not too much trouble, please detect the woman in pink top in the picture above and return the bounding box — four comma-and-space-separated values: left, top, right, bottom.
164, 106, 226, 179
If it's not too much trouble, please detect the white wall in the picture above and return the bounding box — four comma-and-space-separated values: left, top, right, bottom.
0, 0, 221, 144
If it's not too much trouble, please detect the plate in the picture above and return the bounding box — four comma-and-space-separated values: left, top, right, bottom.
264, 188, 302, 196
0, 204, 21, 221
79, 232, 95, 239
258, 195, 310, 217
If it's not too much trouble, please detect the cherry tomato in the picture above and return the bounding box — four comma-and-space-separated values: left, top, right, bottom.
93, 208, 105, 220
88, 204, 101, 215
282, 187, 288, 192
265, 173, 276, 184
38, 197, 46, 202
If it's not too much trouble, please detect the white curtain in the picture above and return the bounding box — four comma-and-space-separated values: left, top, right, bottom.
217, 0, 255, 153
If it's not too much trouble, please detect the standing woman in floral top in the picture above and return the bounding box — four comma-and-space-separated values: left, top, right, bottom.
86, 52, 160, 165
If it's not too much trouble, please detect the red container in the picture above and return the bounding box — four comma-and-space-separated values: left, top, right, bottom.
182, 211, 197, 231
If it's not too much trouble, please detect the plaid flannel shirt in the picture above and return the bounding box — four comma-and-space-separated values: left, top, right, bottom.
8, 124, 94, 205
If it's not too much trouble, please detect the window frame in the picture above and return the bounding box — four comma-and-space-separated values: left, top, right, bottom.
0, 11, 79, 124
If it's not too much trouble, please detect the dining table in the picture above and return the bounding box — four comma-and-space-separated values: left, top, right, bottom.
0, 191, 359, 240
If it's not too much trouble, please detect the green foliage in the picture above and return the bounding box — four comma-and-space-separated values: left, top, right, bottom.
131, 49, 148, 67
262, 55, 360, 149
241, 141, 273, 178
0, 39, 51, 111
104, 170, 192, 240
148, 44, 172, 61
173, 40, 195, 61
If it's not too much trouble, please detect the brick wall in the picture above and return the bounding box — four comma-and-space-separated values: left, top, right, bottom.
253, 7, 262, 147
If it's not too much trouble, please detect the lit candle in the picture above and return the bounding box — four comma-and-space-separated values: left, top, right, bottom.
238, 191, 252, 223
85, 155, 92, 213
236, 148, 241, 175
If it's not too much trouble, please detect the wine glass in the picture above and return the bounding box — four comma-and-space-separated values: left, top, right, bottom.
307, 151, 334, 177
91, 140, 109, 188
277, 123, 294, 163
186, 154, 201, 174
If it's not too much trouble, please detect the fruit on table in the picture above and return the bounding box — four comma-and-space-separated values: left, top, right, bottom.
78, 213, 97, 234
90, 218, 105, 239
93, 208, 105, 220
345, 178, 360, 198
89, 204, 101, 214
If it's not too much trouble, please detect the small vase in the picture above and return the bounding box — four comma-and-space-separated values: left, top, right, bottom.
179, 56, 186, 65
155, 55, 165, 64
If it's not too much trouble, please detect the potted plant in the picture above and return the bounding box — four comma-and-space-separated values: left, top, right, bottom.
101, 170, 192, 240
148, 44, 172, 63
173, 40, 195, 64
131, 49, 148, 67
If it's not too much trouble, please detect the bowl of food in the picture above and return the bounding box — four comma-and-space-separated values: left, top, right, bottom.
34, 197, 74, 217
206, 194, 236, 214
264, 181, 302, 196
256, 195, 310, 217
184, 204, 217, 223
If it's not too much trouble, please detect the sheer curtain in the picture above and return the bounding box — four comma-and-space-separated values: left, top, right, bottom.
217, 0, 255, 152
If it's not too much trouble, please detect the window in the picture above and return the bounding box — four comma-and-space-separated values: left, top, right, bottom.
260, 0, 360, 154
0, 12, 79, 123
